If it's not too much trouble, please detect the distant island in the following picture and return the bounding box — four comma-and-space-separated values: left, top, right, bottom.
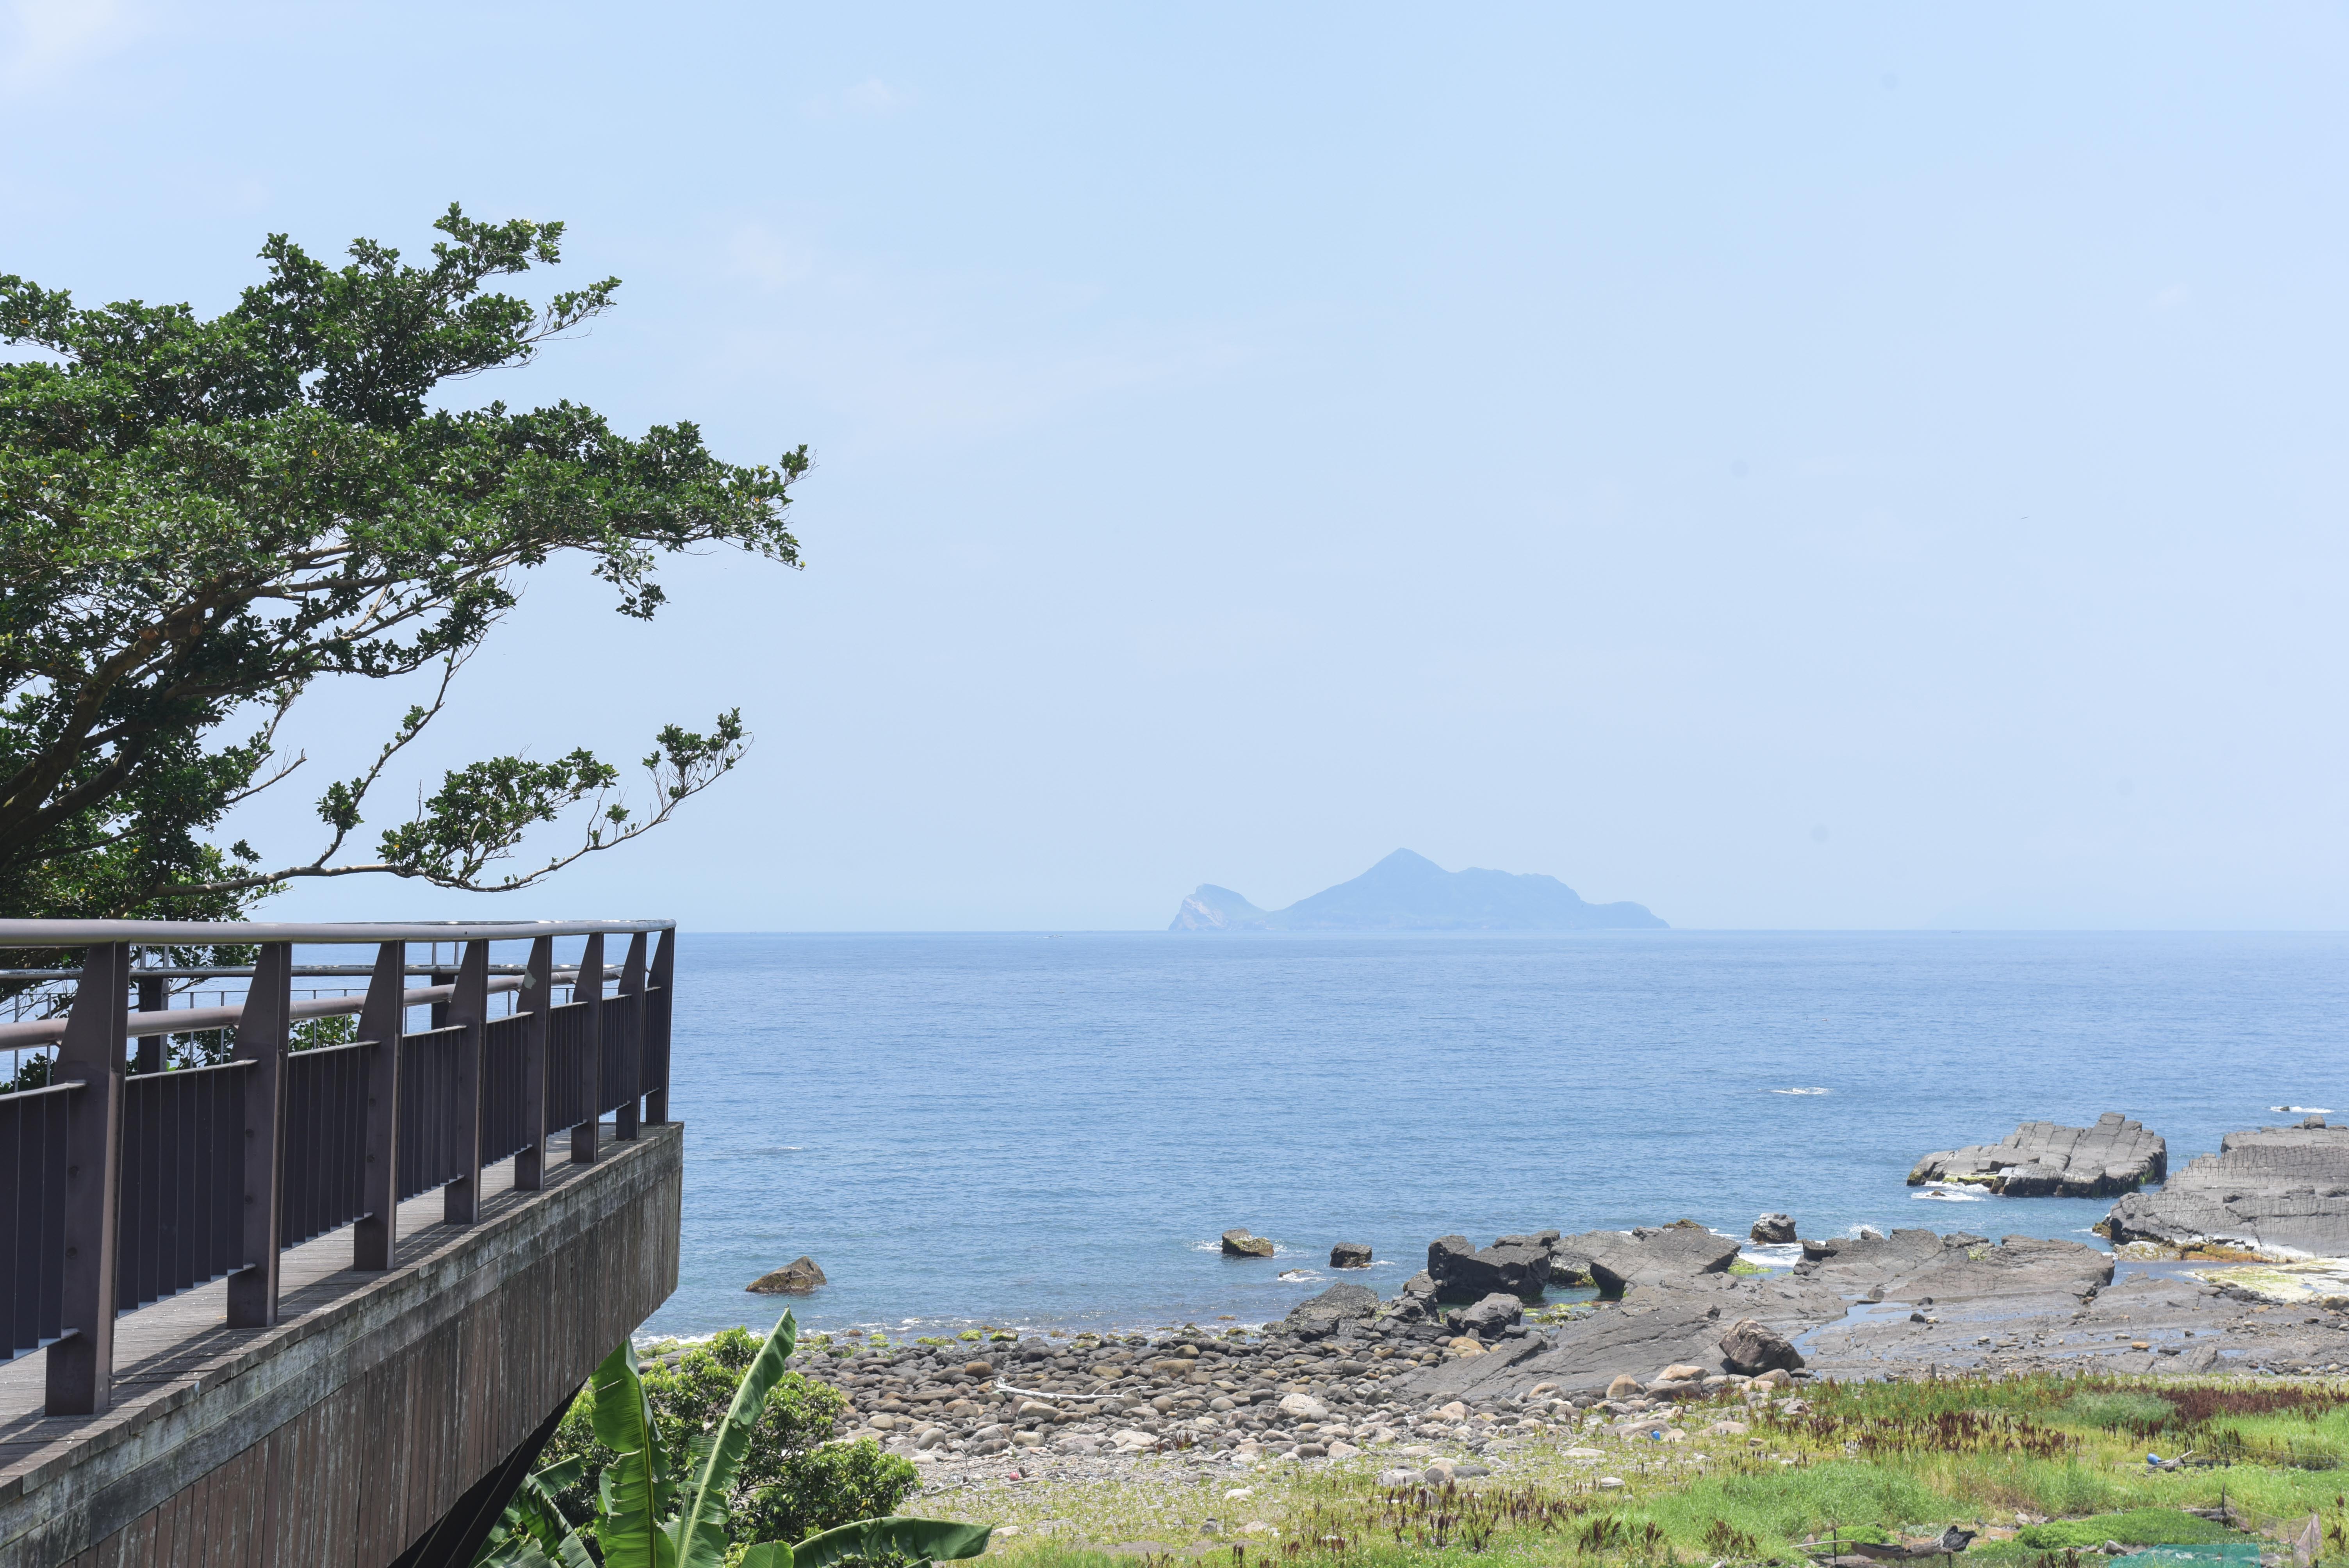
1168, 848, 1667, 932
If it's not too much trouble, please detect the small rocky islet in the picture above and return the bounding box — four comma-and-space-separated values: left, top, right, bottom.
724, 1111, 2349, 1488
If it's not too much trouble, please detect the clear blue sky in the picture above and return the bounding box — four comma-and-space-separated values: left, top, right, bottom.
7, 4, 2345, 930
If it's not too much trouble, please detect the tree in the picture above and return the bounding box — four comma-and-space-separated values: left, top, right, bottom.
0, 205, 804, 933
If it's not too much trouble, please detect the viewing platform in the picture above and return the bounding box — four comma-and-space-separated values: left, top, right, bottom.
0, 919, 686, 1567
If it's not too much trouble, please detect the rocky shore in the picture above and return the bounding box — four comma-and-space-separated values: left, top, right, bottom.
761, 1219, 2349, 1491
2100, 1116, 2349, 1256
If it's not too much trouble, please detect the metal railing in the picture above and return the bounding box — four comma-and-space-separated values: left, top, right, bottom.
0, 918, 676, 1418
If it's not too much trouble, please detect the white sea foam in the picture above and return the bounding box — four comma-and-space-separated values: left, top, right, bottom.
1277, 1269, 1322, 1284
1912, 1183, 1985, 1202
1771, 1087, 1830, 1096
1739, 1243, 1802, 1269
2271, 1105, 2334, 1114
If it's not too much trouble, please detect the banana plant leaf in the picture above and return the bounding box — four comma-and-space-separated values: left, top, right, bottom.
668, 1311, 798, 1568
789, 1516, 994, 1568
588, 1340, 677, 1568
475, 1457, 593, 1567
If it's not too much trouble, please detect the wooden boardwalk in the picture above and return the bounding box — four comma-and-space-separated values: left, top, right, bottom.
0, 1122, 682, 1568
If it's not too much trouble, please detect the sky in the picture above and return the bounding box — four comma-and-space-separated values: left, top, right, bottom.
5, 2, 2347, 931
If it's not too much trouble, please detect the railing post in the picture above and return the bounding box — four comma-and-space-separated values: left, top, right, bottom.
615, 934, 646, 1142
354, 941, 405, 1270
514, 936, 553, 1191
570, 934, 604, 1166
645, 927, 674, 1124
226, 943, 292, 1329
443, 941, 490, 1225
46, 941, 129, 1416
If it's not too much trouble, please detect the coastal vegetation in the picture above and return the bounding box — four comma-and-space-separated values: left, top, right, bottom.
483, 1312, 965, 1566
486, 1314, 925, 1558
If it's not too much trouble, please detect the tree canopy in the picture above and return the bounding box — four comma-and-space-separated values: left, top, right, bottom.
0, 205, 804, 925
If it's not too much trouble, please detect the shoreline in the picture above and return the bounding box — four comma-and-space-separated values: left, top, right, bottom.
640, 1229, 2349, 1493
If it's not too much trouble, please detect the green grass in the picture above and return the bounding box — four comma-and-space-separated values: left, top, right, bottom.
968, 1375, 2349, 1568
2012, 1509, 2247, 1549
2063, 1393, 2177, 1436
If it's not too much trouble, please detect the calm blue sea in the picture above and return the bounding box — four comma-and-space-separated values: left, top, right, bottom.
640, 931, 2348, 1340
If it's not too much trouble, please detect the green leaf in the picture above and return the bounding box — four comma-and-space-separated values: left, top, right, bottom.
791, 1518, 993, 1568
739, 1547, 794, 1568
671, 1311, 799, 1568
587, 1340, 676, 1568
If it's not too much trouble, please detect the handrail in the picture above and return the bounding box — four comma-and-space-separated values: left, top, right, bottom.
131, 1057, 255, 1078
1, 964, 603, 980
0, 917, 672, 946
0, 973, 570, 1049
0, 1076, 87, 1103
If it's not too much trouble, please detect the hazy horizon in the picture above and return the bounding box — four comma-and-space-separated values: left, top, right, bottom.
10, 5, 2347, 932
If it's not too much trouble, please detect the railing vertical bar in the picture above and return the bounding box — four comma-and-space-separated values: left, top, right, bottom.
159, 1072, 181, 1302
134, 973, 165, 1076
570, 935, 603, 1166
514, 937, 552, 1191
443, 941, 489, 1226
615, 933, 646, 1141
226, 943, 292, 1329
2, 1095, 18, 1354
357, 941, 404, 1268
38, 1091, 66, 1345
645, 928, 674, 1124
46, 941, 129, 1415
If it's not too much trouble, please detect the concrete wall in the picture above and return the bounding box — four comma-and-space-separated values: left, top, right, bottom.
3, 1123, 680, 1568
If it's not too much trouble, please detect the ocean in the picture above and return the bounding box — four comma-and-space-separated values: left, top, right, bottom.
640, 930, 2347, 1340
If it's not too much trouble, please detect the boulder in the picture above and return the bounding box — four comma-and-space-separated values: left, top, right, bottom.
1285, 1282, 1380, 1338
1719, 1317, 1803, 1374
2099, 1120, 2349, 1257
1909, 1114, 2166, 1198
1605, 1374, 1643, 1399
1330, 1241, 1374, 1269
1428, 1233, 1549, 1301
747, 1256, 826, 1294
1586, 1227, 1741, 1295
1278, 1392, 1330, 1420
1545, 1229, 1633, 1286
1222, 1228, 1277, 1258
1751, 1213, 1797, 1244
1454, 1292, 1525, 1339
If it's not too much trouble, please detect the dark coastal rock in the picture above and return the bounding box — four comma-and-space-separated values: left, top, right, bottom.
1329, 1242, 1373, 1269
1585, 1226, 1741, 1296
1751, 1213, 1797, 1244
1406, 1271, 1845, 1401
1428, 1233, 1548, 1301
1909, 1113, 2166, 1198
1719, 1316, 1803, 1374
748, 1256, 827, 1294
1385, 1270, 1439, 1322
1285, 1281, 1379, 1338
2099, 1119, 2349, 1256
1221, 1228, 1276, 1258
1454, 1292, 1524, 1339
